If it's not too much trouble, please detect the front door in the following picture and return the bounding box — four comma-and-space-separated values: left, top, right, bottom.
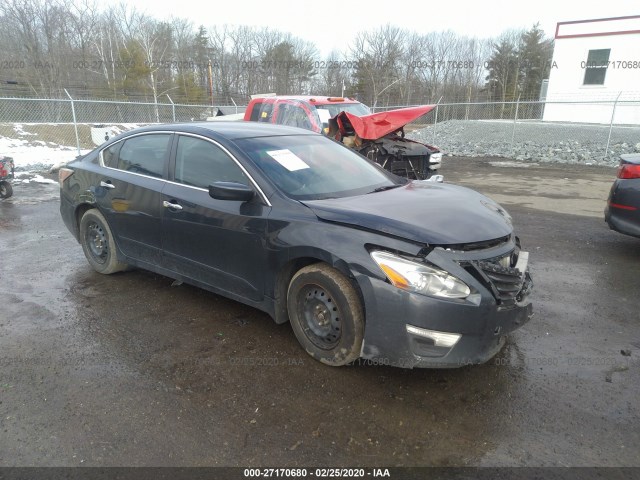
161, 134, 270, 302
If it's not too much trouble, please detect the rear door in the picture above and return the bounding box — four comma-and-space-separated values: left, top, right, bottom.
161, 134, 271, 302
97, 132, 172, 265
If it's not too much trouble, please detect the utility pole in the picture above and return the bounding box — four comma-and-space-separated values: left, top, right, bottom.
208, 59, 214, 110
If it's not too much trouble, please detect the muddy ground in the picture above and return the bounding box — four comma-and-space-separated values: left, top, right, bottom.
0, 158, 638, 467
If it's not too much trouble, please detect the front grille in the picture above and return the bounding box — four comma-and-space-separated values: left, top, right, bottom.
464, 250, 531, 307
444, 235, 511, 252
477, 261, 524, 305
385, 156, 429, 179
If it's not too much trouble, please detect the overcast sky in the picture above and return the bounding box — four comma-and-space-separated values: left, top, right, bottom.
124, 0, 636, 56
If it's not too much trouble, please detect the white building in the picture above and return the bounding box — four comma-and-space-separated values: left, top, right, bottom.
543, 15, 640, 125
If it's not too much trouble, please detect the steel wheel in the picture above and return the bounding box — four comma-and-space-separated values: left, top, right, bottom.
299, 284, 342, 349
86, 220, 109, 265
79, 208, 128, 274
288, 263, 364, 366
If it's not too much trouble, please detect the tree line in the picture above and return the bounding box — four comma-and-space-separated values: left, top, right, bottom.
0, 0, 554, 107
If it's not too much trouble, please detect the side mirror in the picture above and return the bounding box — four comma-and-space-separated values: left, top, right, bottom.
208, 181, 255, 202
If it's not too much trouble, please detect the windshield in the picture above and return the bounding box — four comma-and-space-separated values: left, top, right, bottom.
235, 135, 402, 200
313, 103, 371, 127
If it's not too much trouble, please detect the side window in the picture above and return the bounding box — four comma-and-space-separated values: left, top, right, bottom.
174, 136, 248, 189
101, 142, 121, 168
117, 134, 171, 178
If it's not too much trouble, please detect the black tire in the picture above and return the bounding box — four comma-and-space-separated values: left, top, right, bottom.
79, 208, 128, 274
0, 181, 13, 199
287, 263, 364, 366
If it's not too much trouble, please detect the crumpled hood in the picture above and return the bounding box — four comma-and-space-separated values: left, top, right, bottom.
338, 105, 435, 140
301, 182, 513, 245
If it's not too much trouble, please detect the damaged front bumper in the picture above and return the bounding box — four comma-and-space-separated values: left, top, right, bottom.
356, 238, 533, 368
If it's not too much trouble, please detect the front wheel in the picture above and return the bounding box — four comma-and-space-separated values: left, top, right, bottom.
0, 181, 13, 199
287, 263, 364, 366
79, 208, 128, 274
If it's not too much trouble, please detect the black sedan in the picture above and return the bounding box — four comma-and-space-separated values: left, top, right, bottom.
605, 154, 640, 239
59, 122, 533, 368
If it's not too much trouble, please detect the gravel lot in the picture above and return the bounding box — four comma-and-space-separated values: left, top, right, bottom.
409, 120, 640, 166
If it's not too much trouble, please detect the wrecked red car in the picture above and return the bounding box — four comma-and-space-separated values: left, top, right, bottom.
243, 96, 442, 179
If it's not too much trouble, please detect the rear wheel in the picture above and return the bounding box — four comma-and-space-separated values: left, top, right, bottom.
287, 263, 364, 366
79, 208, 128, 274
0, 181, 13, 199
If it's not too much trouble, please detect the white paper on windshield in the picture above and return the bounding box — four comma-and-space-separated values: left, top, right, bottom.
267, 149, 310, 171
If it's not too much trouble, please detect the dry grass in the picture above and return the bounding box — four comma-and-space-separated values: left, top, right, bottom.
0, 123, 125, 149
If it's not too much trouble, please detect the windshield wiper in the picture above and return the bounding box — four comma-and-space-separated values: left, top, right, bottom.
368, 184, 402, 194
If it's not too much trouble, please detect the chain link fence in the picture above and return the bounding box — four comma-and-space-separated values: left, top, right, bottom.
0, 96, 232, 156
376, 98, 640, 164
0, 97, 222, 124
1, 95, 639, 169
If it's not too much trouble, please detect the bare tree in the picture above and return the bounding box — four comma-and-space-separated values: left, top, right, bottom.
350, 24, 405, 108
0, 0, 554, 107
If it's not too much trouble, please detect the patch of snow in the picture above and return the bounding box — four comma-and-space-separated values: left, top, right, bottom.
0, 135, 89, 171
28, 174, 58, 185
90, 124, 141, 146
13, 124, 37, 136
0, 122, 147, 171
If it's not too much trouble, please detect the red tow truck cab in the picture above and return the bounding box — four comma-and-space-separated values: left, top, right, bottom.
243, 95, 442, 180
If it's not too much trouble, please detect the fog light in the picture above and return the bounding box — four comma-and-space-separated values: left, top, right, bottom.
406, 325, 461, 348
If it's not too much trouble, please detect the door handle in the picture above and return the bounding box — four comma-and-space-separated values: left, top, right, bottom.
163, 200, 183, 211
100, 180, 115, 189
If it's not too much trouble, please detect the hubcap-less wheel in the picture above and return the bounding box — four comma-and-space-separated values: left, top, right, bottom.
79, 208, 128, 275
300, 285, 341, 349
86, 221, 108, 265
287, 263, 364, 366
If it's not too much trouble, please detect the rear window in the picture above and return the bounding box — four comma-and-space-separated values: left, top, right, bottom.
252, 102, 274, 123
249, 102, 264, 122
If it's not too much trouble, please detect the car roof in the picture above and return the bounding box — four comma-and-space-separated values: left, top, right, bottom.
126, 121, 319, 140
254, 95, 361, 106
